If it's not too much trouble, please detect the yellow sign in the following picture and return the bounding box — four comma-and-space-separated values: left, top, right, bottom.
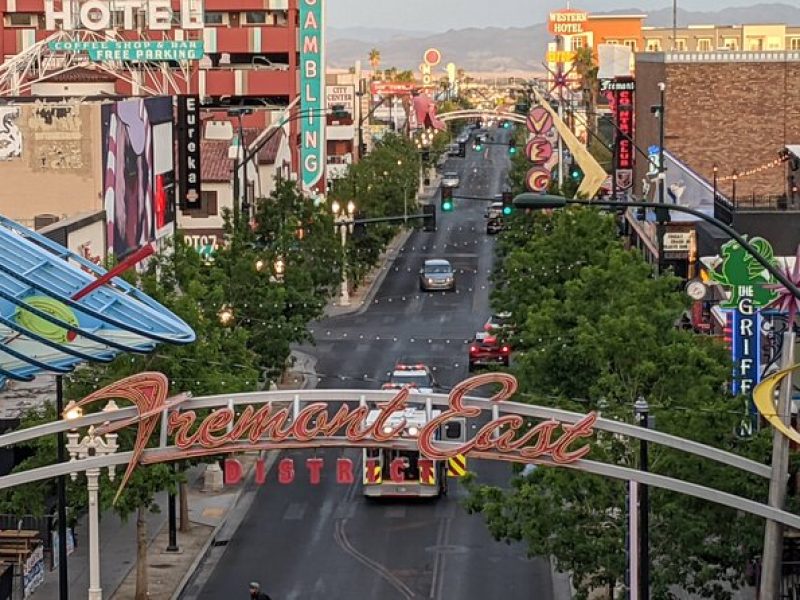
753, 364, 800, 444
547, 51, 576, 63
447, 454, 467, 477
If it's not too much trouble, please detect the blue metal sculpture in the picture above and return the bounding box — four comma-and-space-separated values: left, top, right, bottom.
0, 216, 195, 385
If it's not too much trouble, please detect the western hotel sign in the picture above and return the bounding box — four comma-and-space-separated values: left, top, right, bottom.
300, 0, 326, 193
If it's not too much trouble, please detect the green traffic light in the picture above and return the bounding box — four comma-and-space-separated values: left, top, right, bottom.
502, 206, 512, 216
508, 147, 517, 155
474, 144, 482, 152
503, 121, 510, 129
442, 201, 453, 212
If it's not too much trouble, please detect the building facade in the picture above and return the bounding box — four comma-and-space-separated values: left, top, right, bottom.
642, 23, 800, 53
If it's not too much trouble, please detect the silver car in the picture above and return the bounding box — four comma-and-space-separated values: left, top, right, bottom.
419, 259, 456, 291
441, 172, 460, 188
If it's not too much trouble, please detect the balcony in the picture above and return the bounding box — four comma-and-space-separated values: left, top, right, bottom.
712, 194, 800, 255
208, 26, 294, 54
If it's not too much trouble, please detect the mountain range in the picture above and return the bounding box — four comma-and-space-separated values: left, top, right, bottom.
327, 3, 800, 73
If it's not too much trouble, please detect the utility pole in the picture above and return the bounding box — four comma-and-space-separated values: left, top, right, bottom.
672, 0, 678, 51
760, 328, 796, 599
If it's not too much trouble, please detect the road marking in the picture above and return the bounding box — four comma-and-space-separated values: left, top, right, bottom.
429, 516, 452, 599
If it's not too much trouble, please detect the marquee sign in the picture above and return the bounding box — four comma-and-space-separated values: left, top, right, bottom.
299, 0, 326, 192
177, 95, 202, 210
67, 372, 597, 502
525, 106, 559, 193
44, 0, 204, 31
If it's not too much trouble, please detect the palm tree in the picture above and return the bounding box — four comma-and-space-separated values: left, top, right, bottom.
368, 48, 381, 73
573, 46, 599, 135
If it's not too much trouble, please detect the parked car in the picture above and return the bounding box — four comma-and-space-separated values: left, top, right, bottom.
468, 332, 511, 370
484, 311, 513, 333
419, 259, 456, 291
441, 172, 460, 188
252, 56, 290, 71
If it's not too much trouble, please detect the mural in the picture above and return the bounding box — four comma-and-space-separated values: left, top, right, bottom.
29, 103, 85, 170
101, 97, 174, 259
0, 215, 195, 388
0, 107, 22, 161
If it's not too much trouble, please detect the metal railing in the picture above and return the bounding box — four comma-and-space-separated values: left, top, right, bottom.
717, 193, 800, 212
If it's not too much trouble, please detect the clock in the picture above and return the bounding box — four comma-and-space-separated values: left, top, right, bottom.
686, 280, 707, 301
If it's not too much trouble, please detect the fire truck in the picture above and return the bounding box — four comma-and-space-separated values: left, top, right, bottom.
362, 406, 465, 498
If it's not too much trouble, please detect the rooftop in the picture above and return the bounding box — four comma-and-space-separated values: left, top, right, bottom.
201, 127, 283, 183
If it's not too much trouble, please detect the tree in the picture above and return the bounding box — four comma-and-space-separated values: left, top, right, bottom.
467, 207, 779, 599
573, 46, 599, 135
368, 48, 381, 72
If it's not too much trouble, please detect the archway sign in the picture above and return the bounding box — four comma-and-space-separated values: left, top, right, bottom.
0, 370, 798, 529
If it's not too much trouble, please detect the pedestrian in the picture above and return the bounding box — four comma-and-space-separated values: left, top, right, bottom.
249, 581, 272, 600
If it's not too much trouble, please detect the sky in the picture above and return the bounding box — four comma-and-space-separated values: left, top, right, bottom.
327, 0, 772, 31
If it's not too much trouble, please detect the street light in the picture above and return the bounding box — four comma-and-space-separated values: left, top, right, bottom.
218, 305, 234, 326
512, 193, 800, 300
65, 401, 120, 600
397, 159, 409, 224
331, 200, 356, 306
633, 397, 650, 600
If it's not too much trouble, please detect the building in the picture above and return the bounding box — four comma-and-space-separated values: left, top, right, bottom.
627, 50, 800, 277
325, 72, 361, 185
642, 23, 800, 53
546, 13, 646, 79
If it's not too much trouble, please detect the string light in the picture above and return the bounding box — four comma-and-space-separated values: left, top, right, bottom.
718, 154, 790, 182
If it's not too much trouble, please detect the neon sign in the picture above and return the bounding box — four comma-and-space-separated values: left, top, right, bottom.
69, 372, 597, 502
525, 106, 559, 192
299, 0, 326, 192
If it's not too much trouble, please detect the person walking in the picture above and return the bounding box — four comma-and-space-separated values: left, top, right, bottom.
249, 581, 272, 600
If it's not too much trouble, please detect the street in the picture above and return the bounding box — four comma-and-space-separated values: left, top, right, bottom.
191, 129, 556, 599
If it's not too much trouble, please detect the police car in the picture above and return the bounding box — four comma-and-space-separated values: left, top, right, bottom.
386, 363, 437, 394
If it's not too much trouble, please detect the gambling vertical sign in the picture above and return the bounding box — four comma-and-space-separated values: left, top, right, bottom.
300, 0, 326, 193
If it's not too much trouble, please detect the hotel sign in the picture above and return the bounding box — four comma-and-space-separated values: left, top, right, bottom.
44, 0, 204, 31
300, 0, 326, 192
547, 9, 589, 36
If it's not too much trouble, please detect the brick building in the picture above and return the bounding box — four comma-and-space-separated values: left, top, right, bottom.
634, 51, 800, 202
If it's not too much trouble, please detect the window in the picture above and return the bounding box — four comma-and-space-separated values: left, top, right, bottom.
748, 38, 764, 51
572, 36, 586, 49
204, 12, 226, 25
791, 38, 800, 50
645, 39, 662, 51
675, 38, 688, 51
624, 39, 637, 51
605, 39, 619, 45
5, 13, 35, 26
244, 11, 267, 24
723, 37, 739, 50
697, 38, 712, 51
185, 191, 218, 218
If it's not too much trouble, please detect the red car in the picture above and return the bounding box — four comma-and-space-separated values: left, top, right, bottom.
468, 332, 511, 371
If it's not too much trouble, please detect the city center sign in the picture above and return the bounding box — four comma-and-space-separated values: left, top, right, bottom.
44, 0, 204, 32
69, 372, 597, 502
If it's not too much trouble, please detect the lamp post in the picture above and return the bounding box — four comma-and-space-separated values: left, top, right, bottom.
712, 164, 718, 203
732, 171, 738, 205
56, 376, 69, 600
332, 200, 355, 306
397, 159, 408, 225
64, 401, 120, 600
634, 397, 650, 600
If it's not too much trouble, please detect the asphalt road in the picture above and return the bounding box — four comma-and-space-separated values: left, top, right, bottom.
193, 128, 556, 600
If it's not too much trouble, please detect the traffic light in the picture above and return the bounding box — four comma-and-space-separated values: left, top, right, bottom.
441, 186, 454, 212
508, 140, 517, 155
473, 137, 483, 152
458, 142, 466, 158
423, 203, 437, 231
352, 211, 367, 239
502, 120, 511, 129
502, 191, 513, 216
569, 162, 583, 181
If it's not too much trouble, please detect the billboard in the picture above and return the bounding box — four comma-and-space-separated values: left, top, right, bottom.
101, 97, 174, 259
326, 85, 355, 116
177, 96, 202, 210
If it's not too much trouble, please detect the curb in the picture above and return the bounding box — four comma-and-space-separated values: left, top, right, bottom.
353, 227, 413, 316
170, 459, 260, 600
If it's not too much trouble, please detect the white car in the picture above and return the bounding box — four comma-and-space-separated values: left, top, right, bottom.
485, 201, 503, 220
387, 363, 436, 394
441, 172, 460, 188
252, 57, 290, 71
